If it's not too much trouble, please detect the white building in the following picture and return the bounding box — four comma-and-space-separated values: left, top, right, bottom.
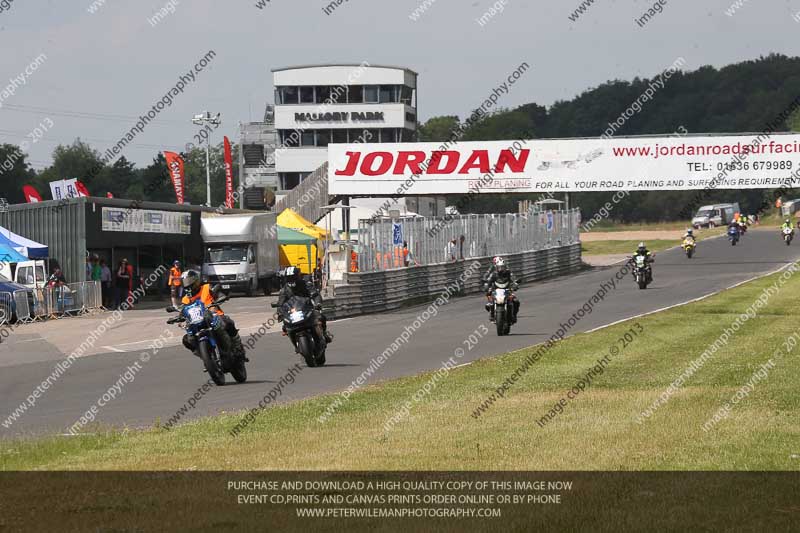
272, 63, 418, 190
239, 63, 445, 217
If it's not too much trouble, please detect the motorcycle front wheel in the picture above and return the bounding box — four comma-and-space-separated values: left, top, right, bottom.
199, 341, 225, 386
297, 335, 317, 367
231, 358, 248, 383
496, 308, 506, 336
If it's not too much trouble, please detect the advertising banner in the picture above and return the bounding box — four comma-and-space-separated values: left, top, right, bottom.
223, 136, 234, 208
22, 185, 43, 203
49, 179, 78, 200
328, 133, 800, 195
164, 151, 185, 204
101, 207, 191, 234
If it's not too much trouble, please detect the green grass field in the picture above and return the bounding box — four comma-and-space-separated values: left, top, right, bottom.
580, 227, 724, 256
2, 268, 799, 471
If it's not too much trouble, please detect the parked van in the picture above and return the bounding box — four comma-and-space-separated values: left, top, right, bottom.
692, 203, 741, 228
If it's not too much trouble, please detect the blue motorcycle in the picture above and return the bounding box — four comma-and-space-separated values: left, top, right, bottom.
728, 226, 740, 246
167, 297, 247, 385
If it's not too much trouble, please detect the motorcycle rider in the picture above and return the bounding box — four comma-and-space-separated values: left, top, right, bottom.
180, 270, 247, 362
631, 242, 655, 282
782, 218, 794, 232
277, 266, 333, 343
682, 228, 696, 244
483, 256, 502, 282
483, 258, 520, 323
728, 218, 741, 237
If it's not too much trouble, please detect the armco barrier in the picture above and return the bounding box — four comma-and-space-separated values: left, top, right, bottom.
323, 243, 582, 320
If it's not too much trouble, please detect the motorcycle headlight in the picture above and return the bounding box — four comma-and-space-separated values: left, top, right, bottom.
289, 309, 305, 323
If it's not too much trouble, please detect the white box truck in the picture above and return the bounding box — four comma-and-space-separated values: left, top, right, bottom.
201, 213, 280, 296
692, 203, 740, 228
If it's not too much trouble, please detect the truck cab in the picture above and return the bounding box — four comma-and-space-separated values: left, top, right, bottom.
203, 243, 256, 293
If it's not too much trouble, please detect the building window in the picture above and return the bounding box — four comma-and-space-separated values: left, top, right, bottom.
401, 86, 414, 106
366, 129, 380, 143
281, 173, 301, 190
356, 129, 374, 143
329, 85, 347, 104
347, 85, 363, 104
317, 130, 331, 147
280, 130, 300, 148
364, 85, 379, 103
380, 85, 397, 103
300, 130, 315, 146
316, 86, 332, 104
380, 129, 396, 143
277, 86, 298, 104
299, 86, 314, 103
401, 129, 415, 142
332, 129, 348, 144
405, 111, 417, 123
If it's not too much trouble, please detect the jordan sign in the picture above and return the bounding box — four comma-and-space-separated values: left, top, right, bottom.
327, 133, 800, 195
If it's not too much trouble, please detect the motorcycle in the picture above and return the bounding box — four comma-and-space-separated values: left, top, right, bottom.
272, 296, 326, 367
166, 296, 247, 386
682, 237, 696, 259
634, 255, 652, 290
783, 227, 794, 246
728, 226, 740, 246
490, 281, 517, 336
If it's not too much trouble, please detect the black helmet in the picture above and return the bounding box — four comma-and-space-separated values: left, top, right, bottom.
284, 266, 301, 287
181, 269, 201, 290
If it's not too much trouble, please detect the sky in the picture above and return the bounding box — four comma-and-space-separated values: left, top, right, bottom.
0, 0, 798, 170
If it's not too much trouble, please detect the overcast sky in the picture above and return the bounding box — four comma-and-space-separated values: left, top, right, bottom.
1, 0, 798, 170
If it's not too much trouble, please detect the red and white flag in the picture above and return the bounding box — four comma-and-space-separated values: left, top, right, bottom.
164, 151, 185, 204
75, 180, 90, 197
22, 185, 43, 203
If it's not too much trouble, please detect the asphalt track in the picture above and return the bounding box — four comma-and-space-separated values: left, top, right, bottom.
2, 229, 798, 438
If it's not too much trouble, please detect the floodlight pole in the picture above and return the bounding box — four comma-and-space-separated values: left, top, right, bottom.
192, 111, 221, 206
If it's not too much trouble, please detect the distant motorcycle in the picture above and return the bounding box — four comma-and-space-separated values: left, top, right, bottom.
728, 226, 740, 246
272, 296, 326, 367
490, 282, 517, 336
633, 255, 652, 290
167, 296, 247, 386
682, 238, 696, 259
783, 227, 794, 246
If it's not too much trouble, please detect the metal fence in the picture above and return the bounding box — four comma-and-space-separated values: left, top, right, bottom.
0, 281, 104, 326
356, 209, 580, 273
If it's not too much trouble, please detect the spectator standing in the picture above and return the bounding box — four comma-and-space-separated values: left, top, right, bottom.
168, 260, 183, 307
445, 238, 457, 262
100, 259, 112, 308
115, 259, 131, 309
90, 255, 102, 282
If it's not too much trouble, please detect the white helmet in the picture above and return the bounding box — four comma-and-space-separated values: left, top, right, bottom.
495, 258, 507, 272
492, 256, 502, 265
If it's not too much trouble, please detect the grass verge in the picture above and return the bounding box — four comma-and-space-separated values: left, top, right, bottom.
2, 267, 800, 471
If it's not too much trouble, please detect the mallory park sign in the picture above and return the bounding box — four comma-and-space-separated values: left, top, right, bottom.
295, 111, 384, 123
327, 133, 800, 195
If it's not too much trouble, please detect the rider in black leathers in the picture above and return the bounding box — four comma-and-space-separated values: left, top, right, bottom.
276, 266, 333, 343
483, 258, 520, 323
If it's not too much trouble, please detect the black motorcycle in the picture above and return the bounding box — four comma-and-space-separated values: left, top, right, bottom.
166, 296, 247, 385
633, 255, 652, 290
272, 295, 326, 367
